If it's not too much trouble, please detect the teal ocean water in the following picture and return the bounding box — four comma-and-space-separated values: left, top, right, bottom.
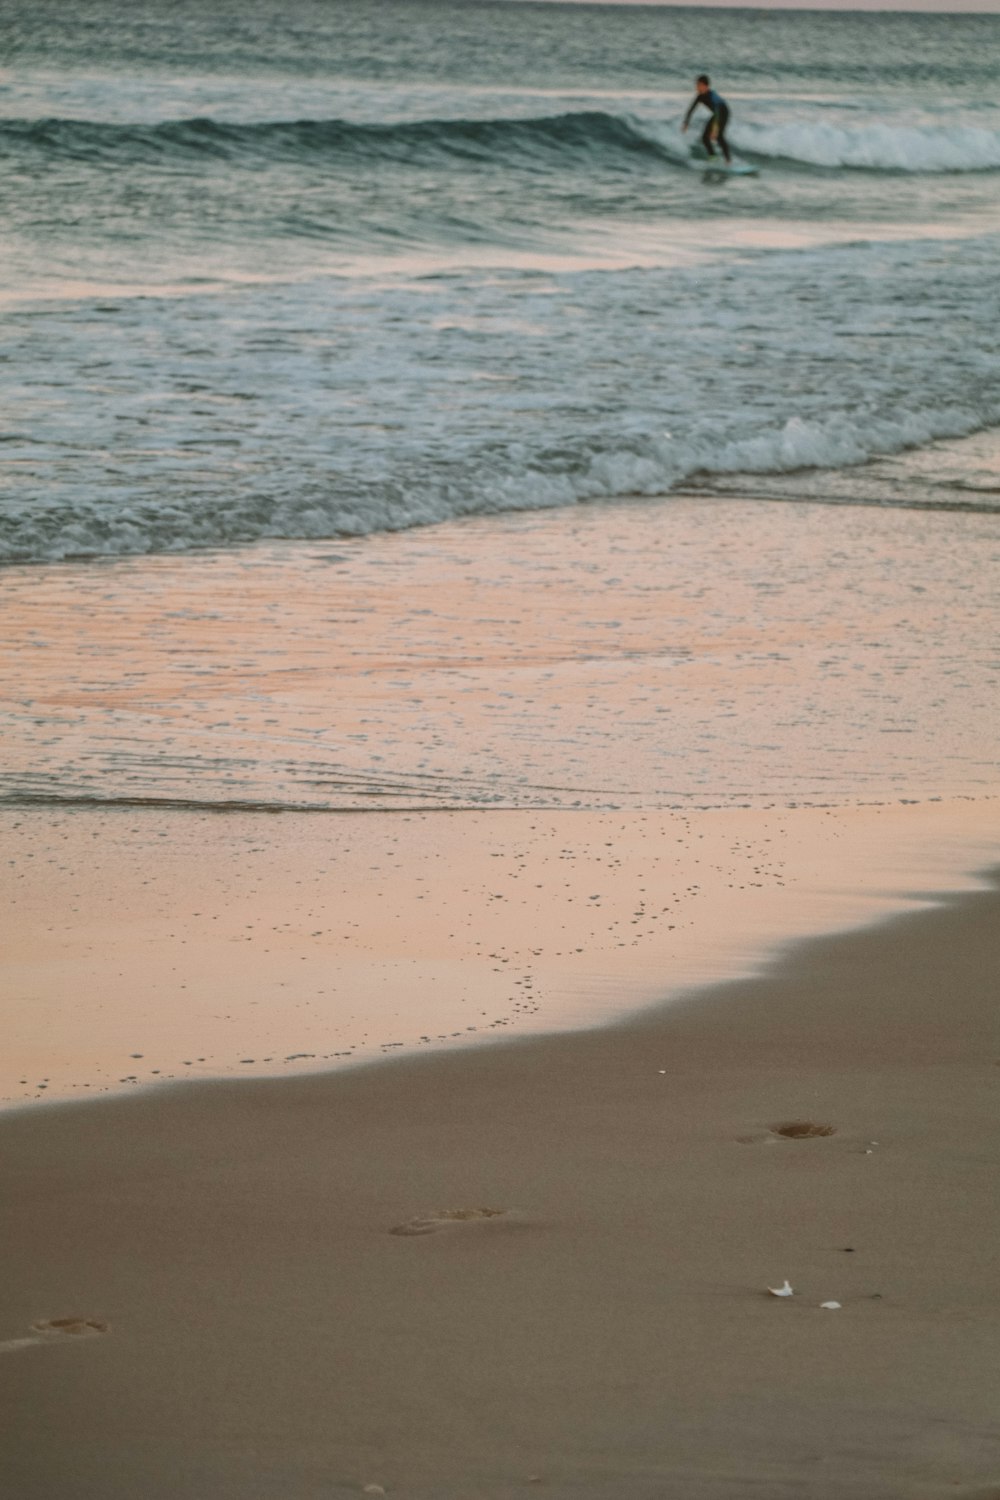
2, 0, 999, 561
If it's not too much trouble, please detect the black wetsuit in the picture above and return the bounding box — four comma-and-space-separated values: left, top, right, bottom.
684, 88, 731, 163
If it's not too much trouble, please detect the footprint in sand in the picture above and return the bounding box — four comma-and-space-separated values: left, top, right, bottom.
0, 1318, 110, 1354
389, 1207, 510, 1237
32, 1317, 110, 1338
737, 1121, 837, 1144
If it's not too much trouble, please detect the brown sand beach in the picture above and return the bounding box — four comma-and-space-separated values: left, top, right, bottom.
2, 495, 1000, 1498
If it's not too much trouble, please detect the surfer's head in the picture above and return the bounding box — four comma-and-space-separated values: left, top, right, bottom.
696, 74, 711, 93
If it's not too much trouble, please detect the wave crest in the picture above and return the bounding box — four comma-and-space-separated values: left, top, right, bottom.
733, 119, 1000, 173
0, 110, 664, 169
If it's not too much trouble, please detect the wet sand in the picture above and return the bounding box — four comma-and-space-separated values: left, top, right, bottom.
3, 493, 1000, 1106
3, 872, 1000, 1499
3, 796, 998, 1106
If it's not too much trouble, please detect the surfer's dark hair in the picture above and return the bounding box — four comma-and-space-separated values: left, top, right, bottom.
697, 74, 710, 86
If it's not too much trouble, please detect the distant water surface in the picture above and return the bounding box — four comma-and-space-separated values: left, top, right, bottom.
1, 0, 999, 562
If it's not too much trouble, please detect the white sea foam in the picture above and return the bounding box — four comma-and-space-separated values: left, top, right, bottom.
489, 406, 1000, 516
732, 120, 1000, 174
3, 216, 1000, 563
3, 403, 998, 565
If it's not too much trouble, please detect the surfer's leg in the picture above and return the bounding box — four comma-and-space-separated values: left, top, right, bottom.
717, 105, 732, 163
701, 119, 716, 158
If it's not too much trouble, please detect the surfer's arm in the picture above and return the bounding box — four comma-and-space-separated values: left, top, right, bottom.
681, 96, 701, 131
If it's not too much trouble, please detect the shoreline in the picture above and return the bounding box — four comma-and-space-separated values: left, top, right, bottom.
2, 865, 1000, 1497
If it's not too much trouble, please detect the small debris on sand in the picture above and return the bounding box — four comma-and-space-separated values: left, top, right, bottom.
390, 1207, 508, 1237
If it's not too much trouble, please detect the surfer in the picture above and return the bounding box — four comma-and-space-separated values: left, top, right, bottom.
682, 75, 732, 165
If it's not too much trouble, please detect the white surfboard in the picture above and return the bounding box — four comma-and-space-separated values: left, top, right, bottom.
690, 156, 758, 177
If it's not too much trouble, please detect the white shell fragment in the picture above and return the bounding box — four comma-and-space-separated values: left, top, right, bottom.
820, 1301, 842, 1310
767, 1281, 795, 1297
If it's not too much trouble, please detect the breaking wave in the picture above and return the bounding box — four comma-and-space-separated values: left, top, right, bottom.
3, 405, 998, 565
3, 110, 999, 175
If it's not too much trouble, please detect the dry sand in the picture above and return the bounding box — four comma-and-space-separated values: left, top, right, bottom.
3, 870, 1000, 1499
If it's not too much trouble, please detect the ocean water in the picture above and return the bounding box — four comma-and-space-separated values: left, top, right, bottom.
2, 0, 1000, 563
